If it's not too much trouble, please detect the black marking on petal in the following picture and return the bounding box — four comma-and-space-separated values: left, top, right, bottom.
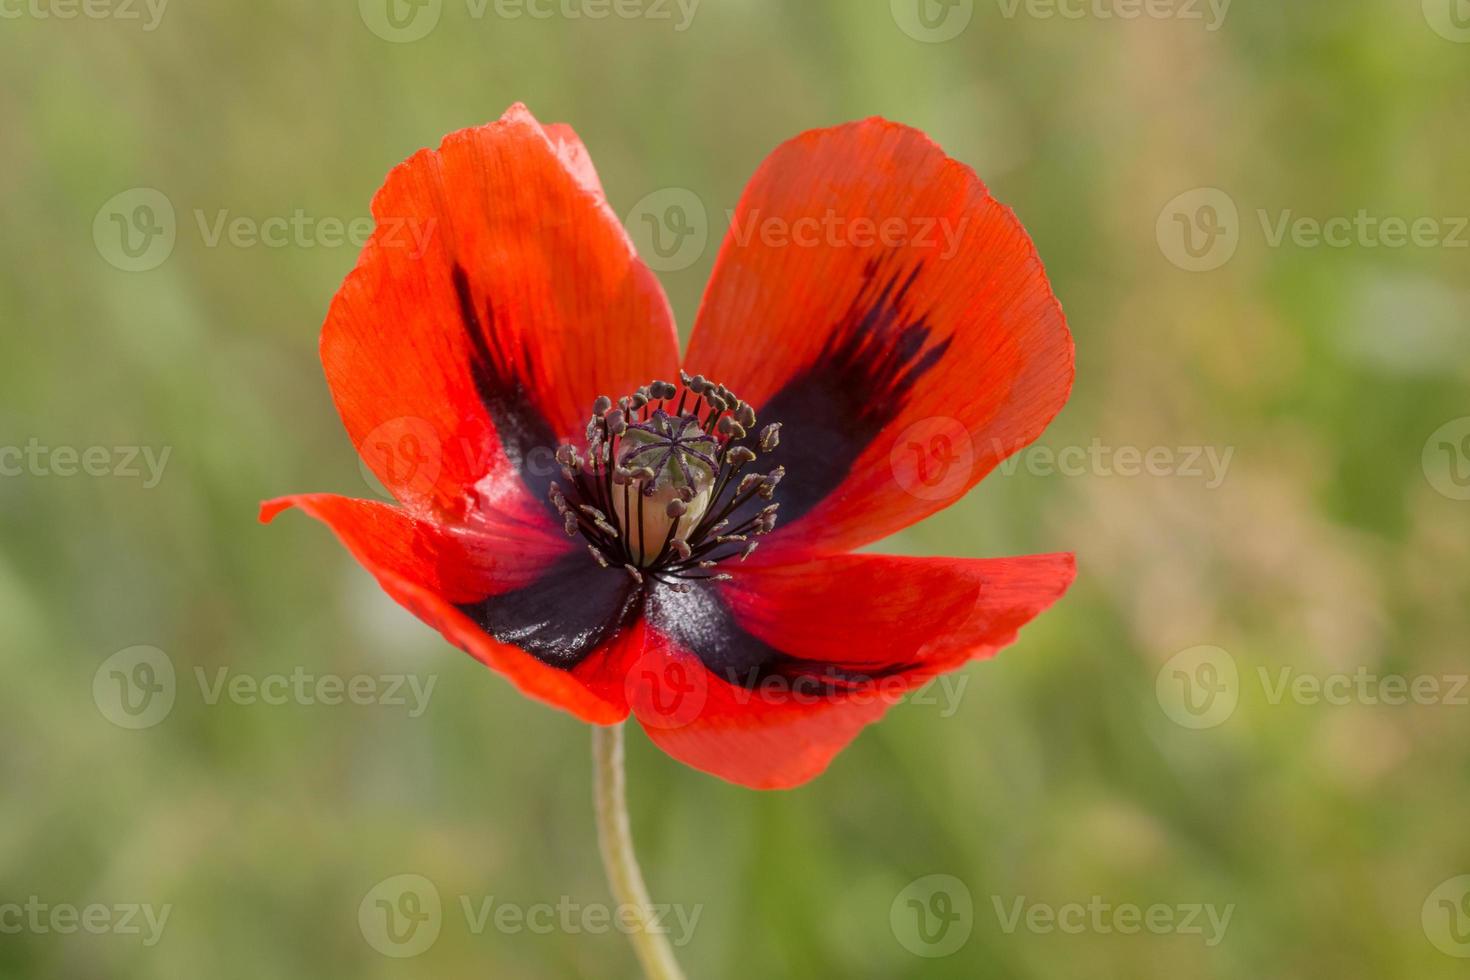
458, 552, 643, 669
738, 255, 952, 529
646, 581, 918, 691
451, 263, 560, 506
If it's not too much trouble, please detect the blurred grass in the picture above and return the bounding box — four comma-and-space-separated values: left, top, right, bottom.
2, 0, 1469, 977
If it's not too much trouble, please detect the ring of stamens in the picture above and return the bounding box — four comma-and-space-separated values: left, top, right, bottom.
548, 371, 784, 590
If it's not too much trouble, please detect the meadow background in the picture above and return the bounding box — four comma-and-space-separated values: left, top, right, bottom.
2, 0, 1469, 976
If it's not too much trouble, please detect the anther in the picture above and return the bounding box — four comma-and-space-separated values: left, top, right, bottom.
552, 376, 787, 582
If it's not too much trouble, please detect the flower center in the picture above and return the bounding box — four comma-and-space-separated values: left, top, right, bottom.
549, 373, 784, 588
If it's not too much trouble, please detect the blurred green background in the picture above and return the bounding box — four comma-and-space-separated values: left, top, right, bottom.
3, 0, 1469, 976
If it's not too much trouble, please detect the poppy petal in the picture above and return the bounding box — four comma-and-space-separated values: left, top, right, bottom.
539, 121, 608, 202
683, 118, 1073, 559
628, 551, 1075, 788
259, 493, 638, 724
324, 104, 680, 522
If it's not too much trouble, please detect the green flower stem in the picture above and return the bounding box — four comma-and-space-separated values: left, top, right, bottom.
592, 723, 687, 980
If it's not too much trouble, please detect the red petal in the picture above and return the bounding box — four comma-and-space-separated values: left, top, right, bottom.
539, 121, 608, 202
684, 118, 1073, 559
259, 493, 634, 724
629, 552, 1075, 788
324, 104, 679, 521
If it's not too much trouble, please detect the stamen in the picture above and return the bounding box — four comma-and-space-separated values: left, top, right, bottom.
551, 377, 786, 582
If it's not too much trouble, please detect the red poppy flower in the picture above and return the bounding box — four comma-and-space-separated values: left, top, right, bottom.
262, 104, 1075, 789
